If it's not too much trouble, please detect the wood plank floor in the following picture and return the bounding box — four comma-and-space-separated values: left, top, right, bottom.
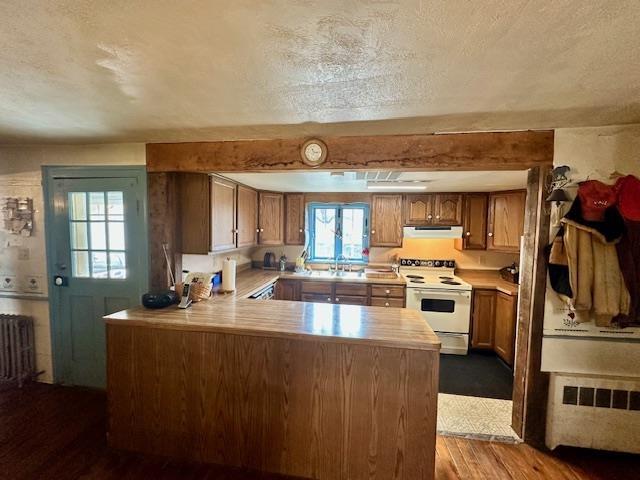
0, 383, 638, 480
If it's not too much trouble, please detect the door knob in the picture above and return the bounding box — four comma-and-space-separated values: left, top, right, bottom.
53, 275, 68, 287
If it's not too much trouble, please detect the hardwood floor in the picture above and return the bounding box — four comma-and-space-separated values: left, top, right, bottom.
1, 383, 638, 480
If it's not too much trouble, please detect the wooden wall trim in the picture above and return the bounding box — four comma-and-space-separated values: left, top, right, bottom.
511, 165, 551, 446
146, 131, 554, 173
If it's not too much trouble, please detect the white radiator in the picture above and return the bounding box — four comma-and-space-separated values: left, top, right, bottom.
546, 373, 640, 454
0, 314, 36, 387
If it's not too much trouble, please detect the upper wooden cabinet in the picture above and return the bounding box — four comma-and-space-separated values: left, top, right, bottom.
371, 194, 403, 247
177, 173, 210, 254
433, 194, 462, 225
455, 193, 488, 251
494, 291, 518, 366
236, 185, 258, 248
487, 190, 526, 252
404, 194, 462, 225
404, 194, 434, 225
258, 192, 284, 245
285, 193, 305, 245
210, 177, 237, 252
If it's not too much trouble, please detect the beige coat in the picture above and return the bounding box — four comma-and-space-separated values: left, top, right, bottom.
562, 221, 630, 326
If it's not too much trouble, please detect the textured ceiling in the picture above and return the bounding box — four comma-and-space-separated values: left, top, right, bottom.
224, 170, 528, 192
0, 0, 639, 144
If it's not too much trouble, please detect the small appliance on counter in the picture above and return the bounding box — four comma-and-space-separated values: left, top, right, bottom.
263, 251, 276, 270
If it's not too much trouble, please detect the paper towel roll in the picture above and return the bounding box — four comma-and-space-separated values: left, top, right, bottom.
222, 258, 237, 292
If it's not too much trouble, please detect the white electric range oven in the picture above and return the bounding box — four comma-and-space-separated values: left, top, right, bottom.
400, 258, 472, 355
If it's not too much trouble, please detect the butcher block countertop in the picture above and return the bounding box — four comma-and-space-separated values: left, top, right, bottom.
105, 268, 438, 352
457, 269, 520, 296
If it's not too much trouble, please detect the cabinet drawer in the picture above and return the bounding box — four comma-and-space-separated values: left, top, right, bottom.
335, 283, 368, 296
301, 281, 333, 295
334, 295, 369, 306
370, 297, 405, 308
371, 285, 405, 298
301, 293, 333, 304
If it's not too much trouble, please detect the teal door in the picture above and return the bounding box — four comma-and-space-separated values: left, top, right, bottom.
45, 169, 148, 388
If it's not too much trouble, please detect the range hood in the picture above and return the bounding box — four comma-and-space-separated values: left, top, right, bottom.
403, 226, 463, 239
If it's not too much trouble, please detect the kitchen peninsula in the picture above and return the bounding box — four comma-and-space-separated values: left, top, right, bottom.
105, 271, 440, 480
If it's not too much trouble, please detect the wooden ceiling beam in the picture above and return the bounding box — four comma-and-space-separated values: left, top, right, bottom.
146, 130, 554, 173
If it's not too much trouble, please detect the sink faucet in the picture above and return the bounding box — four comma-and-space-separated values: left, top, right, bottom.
335, 254, 347, 272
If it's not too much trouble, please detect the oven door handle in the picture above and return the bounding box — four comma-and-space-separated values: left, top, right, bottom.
413, 289, 470, 296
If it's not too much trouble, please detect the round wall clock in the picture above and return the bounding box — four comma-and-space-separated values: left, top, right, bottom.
300, 138, 328, 167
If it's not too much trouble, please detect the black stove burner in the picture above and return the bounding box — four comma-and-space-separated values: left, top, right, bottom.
439, 276, 454, 280
406, 274, 424, 279
441, 280, 461, 285
410, 279, 425, 284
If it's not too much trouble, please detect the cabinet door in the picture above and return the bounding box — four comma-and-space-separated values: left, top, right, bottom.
301, 293, 334, 304
487, 191, 526, 252
433, 194, 462, 225
371, 195, 403, 247
275, 279, 300, 301
456, 194, 488, 250
178, 173, 210, 254
403, 194, 434, 225
211, 177, 237, 252
471, 289, 496, 349
285, 193, 305, 245
494, 292, 517, 366
258, 192, 284, 245
334, 295, 369, 306
237, 185, 258, 248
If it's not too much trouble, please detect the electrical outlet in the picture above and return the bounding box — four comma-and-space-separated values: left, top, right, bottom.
0, 275, 17, 291
22, 275, 43, 294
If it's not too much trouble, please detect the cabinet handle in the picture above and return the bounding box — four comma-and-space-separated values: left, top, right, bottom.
436, 215, 440, 219
256, 228, 260, 233
427, 214, 433, 220
385, 289, 390, 294
385, 302, 390, 307
260, 228, 264, 233
328, 297, 333, 302
488, 232, 494, 237
299, 228, 303, 233
465, 231, 471, 237
371, 229, 376, 234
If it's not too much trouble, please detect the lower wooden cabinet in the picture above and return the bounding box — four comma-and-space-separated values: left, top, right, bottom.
275, 279, 300, 301
275, 279, 406, 307
471, 289, 496, 349
494, 291, 518, 366
470, 288, 518, 366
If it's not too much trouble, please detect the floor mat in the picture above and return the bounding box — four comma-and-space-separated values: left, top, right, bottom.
437, 393, 520, 442
439, 351, 513, 399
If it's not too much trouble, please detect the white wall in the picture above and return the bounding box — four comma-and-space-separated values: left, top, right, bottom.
0, 144, 145, 382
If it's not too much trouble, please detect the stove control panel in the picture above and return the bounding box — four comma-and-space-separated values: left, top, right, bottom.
399, 258, 456, 268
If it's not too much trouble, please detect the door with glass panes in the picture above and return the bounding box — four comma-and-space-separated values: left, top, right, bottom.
48, 173, 147, 388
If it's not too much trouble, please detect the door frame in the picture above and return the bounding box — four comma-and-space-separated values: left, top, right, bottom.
42, 165, 149, 383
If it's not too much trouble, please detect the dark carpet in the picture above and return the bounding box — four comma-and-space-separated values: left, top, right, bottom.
439, 351, 513, 400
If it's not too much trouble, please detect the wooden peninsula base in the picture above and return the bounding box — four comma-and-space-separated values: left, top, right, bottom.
106, 300, 440, 480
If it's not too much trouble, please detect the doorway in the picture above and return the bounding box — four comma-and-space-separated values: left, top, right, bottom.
43, 167, 148, 388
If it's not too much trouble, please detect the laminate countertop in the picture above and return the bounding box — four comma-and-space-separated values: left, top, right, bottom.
106, 269, 438, 352
457, 270, 520, 296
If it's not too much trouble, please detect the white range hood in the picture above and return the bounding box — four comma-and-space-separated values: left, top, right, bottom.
403, 226, 463, 239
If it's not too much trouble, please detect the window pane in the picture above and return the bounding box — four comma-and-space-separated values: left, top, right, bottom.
109, 252, 127, 279
72, 251, 90, 278
89, 192, 106, 221
108, 222, 125, 250
69, 192, 87, 220
91, 251, 108, 278
70, 222, 88, 250
313, 208, 336, 259
90, 222, 107, 250
342, 208, 364, 260
107, 191, 124, 221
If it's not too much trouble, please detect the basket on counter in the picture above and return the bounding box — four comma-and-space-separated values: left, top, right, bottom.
175, 281, 212, 302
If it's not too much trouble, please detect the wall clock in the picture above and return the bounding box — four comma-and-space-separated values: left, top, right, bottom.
300, 139, 328, 167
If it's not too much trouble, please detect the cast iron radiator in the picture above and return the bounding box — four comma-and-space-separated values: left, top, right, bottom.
0, 315, 35, 387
